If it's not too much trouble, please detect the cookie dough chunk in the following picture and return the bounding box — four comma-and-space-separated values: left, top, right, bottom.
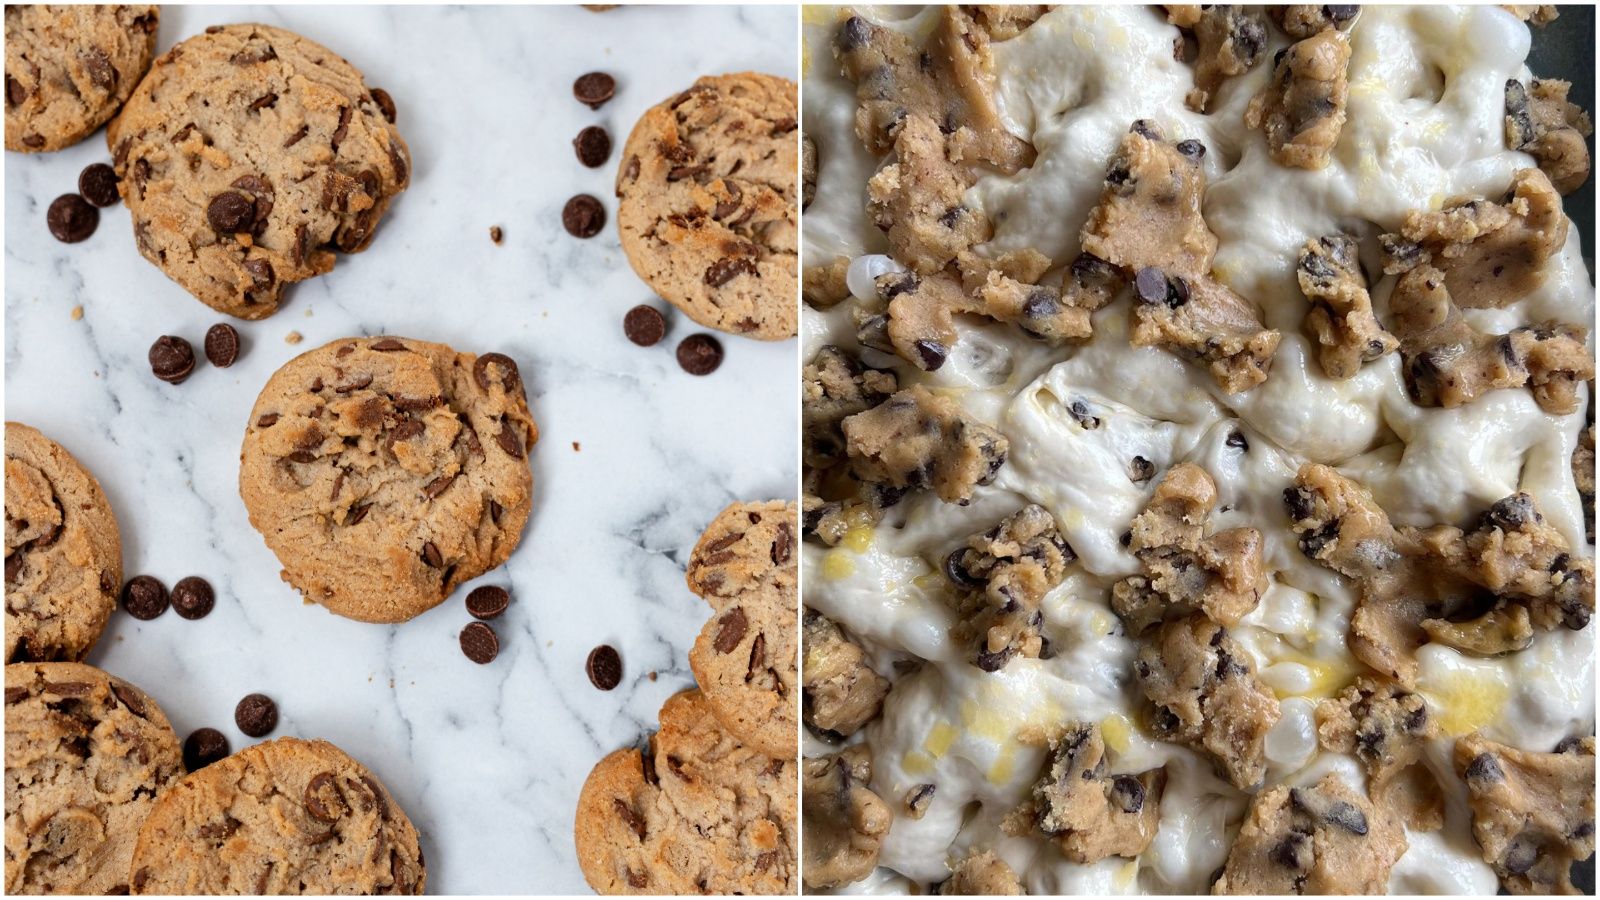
802, 745, 890, 890
973, 265, 1096, 345
616, 72, 797, 341
1273, 5, 1361, 38
576, 689, 797, 894
1505, 78, 1593, 194
946, 504, 1075, 671
802, 609, 890, 739
1316, 677, 1443, 829
858, 270, 979, 372
804, 347, 898, 469
866, 114, 992, 275
1212, 773, 1406, 894
238, 337, 536, 624
4, 5, 157, 152
685, 500, 797, 606
964, 5, 1048, 40
1455, 733, 1596, 895
1502, 5, 1559, 25
1181, 6, 1268, 113
108, 24, 410, 320
1134, 614, 1279, 791
5, 663, 182, 894
1295, 234, 1398, 379
802, 132, 818, 210
1245, 30, 1350, 170
1025, 723, 1164, 864
129, 736, 423, 894
690, 580, 799, 758
5, 423, 121, 664
804, 257, 852, 311
1112, 463, 1267, 635
937, 849, 1025, 894
1576, 422, 1594, 545
842, 385, 1009, 506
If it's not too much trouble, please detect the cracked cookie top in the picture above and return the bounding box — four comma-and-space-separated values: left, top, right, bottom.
5, 5, 157, 152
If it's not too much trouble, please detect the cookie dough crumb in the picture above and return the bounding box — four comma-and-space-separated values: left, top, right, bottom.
1455, 733, 1596, 894
284, 330, 303, 345
802, 745, 891, 890
1316, 676, 1444, 829
841, 385, 1009, 506
801, 608, 890, 738
1245, 30, 1350, 170
946, 504, 1075, 671
804, 346, 898, 469
1501, 4, 1559, 25
1182, 6, 1267, 113
937, 849, 1025, 894
1505, 77, 1593, 194
1295, 234, 1398, 379
1213, 773, 1406, 894
1024, 723, 1164, 863
1273, 4, 1361, 38
858, 270, 979, 371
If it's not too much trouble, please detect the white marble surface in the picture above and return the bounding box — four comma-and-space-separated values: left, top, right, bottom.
4, 5, 798, 893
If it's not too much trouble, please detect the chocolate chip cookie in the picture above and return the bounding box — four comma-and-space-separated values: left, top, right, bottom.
5, 662, 183, 894
615, 72, 798, 341
107, 23, 410, 319
238, 337, 536, 623
4, 5, 157, 152
690, 579, 797, 759
685, 499, 796, 606
5, 422, 121, 663
129, 736, 425, 894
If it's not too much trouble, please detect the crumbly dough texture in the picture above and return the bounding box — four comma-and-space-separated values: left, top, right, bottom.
238, 337, 536, 624
1176, 6, 1267, 113
1212, 773, 1406, 894
5, 423, 121, 664
1316, 676, 1443, 830
946, 503, 1075, 671
108, 24, 410, 319
1455, 733, 1596, 895
842, 385, 1009, 506
801, 608, 889, 739
866, 114, 991, 276
1273, 5, 1361, 39
1022, 723, 1164, 864
804, 347, 898, 470
1505, 77, 1593, 194
937, 849, 1025, 894
4, 5, 157, 152
615, 72, 798, 341
802, 745, 891, 890
129, 736, 424, 894
5, 663, 183, 895
1245, 30, 1350, 170
1295, 234, 1398, 379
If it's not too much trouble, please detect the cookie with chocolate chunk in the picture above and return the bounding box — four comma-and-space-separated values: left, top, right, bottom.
615, 72, 798, 341
685, 499, 797, 606
5, 5, 158, 152
108, 24, 410, 319
238, 337, 536, 623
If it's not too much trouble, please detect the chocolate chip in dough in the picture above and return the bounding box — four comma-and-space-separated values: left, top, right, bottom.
148, 335, 196, 384
204, 323, 240, 367
234, 693, 278, 737
183, 727, 230, 772
573, 125, 612, 168
121, 575, 168, 620
47, 194, 98, 243
370, 87, 397, 124
587, 644, 623, 690
676, 334, 723, 375
78, 164, 121, 207
623, 305, 666, 346
562, 194, 605, 238
170, 576, 215, 620
460, 621, 499, 664
573, 71, 616, 109
465, 585, 510, 620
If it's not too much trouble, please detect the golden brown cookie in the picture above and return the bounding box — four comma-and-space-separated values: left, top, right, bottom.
4, 5, 157, 152
685, 499, 796, 607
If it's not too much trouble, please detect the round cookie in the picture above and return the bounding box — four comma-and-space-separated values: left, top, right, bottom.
239, 336, 536, 624
684, 499, 796, 606
5, 662, 184, 894
107, 23, 410, 319
4, 5, 158, 152
615, 72, 798, 341
689, 578, 799, 758
5, 422, 121, 663
129, 736, 425, 895
574, 689, 797, 894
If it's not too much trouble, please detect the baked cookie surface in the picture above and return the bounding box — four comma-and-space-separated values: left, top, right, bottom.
238, 337, 535, 624
616, 72, 798, 341
107, 23, 410, 319
129, 736, 425, 895
4, 5, 158, 152
4, 422, 121, 664
5, 662, 183, 895
685, 498, 795, 606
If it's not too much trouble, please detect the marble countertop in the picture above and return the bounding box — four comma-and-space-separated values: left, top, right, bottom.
4, 5, 797, 893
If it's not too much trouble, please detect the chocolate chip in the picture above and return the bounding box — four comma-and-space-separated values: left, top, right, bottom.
1134, 267, 1168, 304
713, 607, 748, 652
183, 727, 230, 772
1465, 752, 1504, 783
206, 191, 255, 233
460, 622, 499, 664
1175, 139, 1206, 160
587, 644, 623, 690
465, 585, 510, 620
1226, 430, 1249, 451
78, 163, 121, 207
370, 87, 397, 124
148, 335, 196, 384
121, 575, 168, 620
1325, 5, 1359, 22
82, 49, 115, 89
562, 194, 605, 238
573, 71, 616, 109
304, 771, 348, 822
6, 75, 27, 107
676, 334, 723, 375
171, 576, 215, 620
234, 693, 278, 737
489, 225, 503, 244
573, 125, 612, 168
204, 323, 240, 368
1110, 775, 1146, 813
421, 541, 444, 568
704, 257, 758, 287
472, 352, 521, 393
47, 194, 98, 243
623, 305, 667, 346
913, 340, 947, 371
110, 682, 147, 717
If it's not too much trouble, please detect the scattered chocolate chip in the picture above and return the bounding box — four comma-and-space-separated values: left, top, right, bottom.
489, 225, 503, 245
586, 644, 623, 690
148, 335, 196, 384
234, 693, 278, 737
183, 727, 230, 772
121, 575, 168, 620
465, 585, 510, 620
573, 125, 611, 168
47, 194, 98, 243
573, 71, 616, 109
170, 576, 215, 620
676, 334, 723, 376
78, 163, 121, 207
370, 87, 397, 124
206, 191, 255, 233
204, 323, 240, 367
562, 194, 605, 238
460, 622, 499, 664
623, 305, 666, 346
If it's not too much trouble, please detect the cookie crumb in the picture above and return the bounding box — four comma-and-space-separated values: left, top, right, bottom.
70, 305, 83, 320
572, 441, 581, 451
647, 670, 657, 681
284, 331, 303, 345
489, 225, 503, 244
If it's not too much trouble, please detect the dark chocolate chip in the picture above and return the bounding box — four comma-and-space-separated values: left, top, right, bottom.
587, 644, 623, 690
234, 693, 278, 737
370, 87, 397, 124
206, 191, 255, 233
170, 576, 215, 620
472, 352, 521, 393
47, 194, 98, 243
183, 727, 230, 772
1110, 775, 1146, 813
573, 71, 616, 109
460, 622, 499, 664
676, 334, 723, 375
148, 335, 196, 384
1134, 267, 1169, 304
204, 323, 240, 368
623, 305, 667, 347
1464, 752, 1504, 783
304, 771, 348, 821
713, 607, 748, 652
121, 575, 168, 620
465, 585, 510, 620
913, 340, 947, 371
1226, 430, 1249, 451
562, 194, 605, 238
78, 163, 121, 207
573, 125, 612, 168
1175, 139, 1206, 160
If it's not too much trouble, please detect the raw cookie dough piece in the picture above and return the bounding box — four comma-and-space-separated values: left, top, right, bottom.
5, 423, 121, 664
802, 745, 890, 890
1212, 773, 1406, 894
937, 849, 1025, 894
1244, 30, 1350, 170
238, 337, 536, 624
804, 257, 852, 310
685, 500, 797, 607
945, 504, 1075, 671
5, 663, 183, 894
576, 689, 797, 895
1295, 234, 1398, 379
804, 347, 898, 470
5, 5, 157, 152
1315, 676, 1444, 830
690, 579, 799, 758
1022, 723, 1164, 864
1505, 78, 1593, 194
1273, 4, 1361, 39
842, 385, 1009, 507
1180, 6, 1268, 113
963, 5, 1048, 40
615, 72, 798, 341
108, 24, 410, 320
1502, 5, 1559, 25
1455, 733, 1596, 895
858, 270, 978, 372
1134, 614, 1280, 791
801, 608, 889, 739
1576, 421, 1594, 544
866, 114, 992, 275
802, 132, 818, 210
129, 736, 424, 894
